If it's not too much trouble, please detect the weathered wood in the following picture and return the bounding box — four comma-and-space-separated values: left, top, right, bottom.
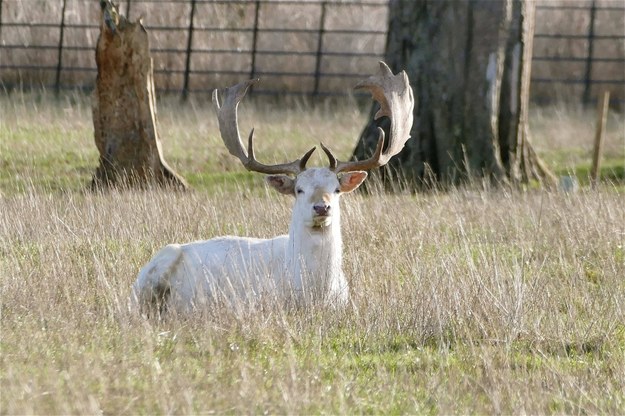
91, 0, 187, 189
590, 91, 610, 188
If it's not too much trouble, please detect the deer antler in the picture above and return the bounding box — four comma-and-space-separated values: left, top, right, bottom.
321, 61, 414, 173
212, 79, 316, 175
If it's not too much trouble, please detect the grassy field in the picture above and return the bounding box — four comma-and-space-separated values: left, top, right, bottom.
1, 91, 624, 414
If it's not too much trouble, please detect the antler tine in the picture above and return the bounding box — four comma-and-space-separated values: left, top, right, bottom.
212, 79, 315, 175
324, 61, 414, 173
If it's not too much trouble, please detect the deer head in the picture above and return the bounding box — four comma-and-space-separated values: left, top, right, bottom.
212, 62, 414, 232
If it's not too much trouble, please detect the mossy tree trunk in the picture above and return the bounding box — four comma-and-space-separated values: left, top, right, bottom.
353, 0, 555, 189
91, 1, 187, 189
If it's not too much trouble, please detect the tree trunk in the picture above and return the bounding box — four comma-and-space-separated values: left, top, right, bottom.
353, 0, 555, 189
91, 1, 187, 190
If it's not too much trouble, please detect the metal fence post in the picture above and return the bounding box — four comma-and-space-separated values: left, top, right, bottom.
182, 0, 196, 100
250, 0, 261, 81
583, 0, 597, 104
313, 1, 327, 96
55, 0, 68, 95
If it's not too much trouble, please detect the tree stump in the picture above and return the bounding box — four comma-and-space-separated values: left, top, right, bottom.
91, 0, 187, 189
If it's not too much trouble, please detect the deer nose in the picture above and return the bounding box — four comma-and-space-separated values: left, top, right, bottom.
314, 204, 330, 216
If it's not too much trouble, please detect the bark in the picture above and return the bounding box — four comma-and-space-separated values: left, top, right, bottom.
91, 1, 187, 189
353, 0, 555, 190
500, 0, 557, 185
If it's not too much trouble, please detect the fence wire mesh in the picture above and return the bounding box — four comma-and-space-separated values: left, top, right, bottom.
0, 0, 623, 103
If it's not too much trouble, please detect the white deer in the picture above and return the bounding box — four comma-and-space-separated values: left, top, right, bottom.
131, 62, 414, 314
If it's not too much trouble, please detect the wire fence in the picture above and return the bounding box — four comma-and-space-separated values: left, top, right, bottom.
532, 2, 625, 104
0, 0, 389, 97
0, 0, 623, 103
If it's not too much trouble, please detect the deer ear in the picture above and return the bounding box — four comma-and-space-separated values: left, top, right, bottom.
339, 171, 367, 193
266, 175, 295, 195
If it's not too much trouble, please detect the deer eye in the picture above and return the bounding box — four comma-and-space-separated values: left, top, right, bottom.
334, 188, 340, 194
296, 188, 304, 195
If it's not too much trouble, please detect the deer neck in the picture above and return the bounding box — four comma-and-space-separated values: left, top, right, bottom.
286, 211, 344, 300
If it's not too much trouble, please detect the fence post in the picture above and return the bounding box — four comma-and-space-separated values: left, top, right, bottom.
249, 0, 261, 80
590, 91, 610, 188
55, 0, 68, 95
125, 0, 132, 19
583, 0, 596, 105
313, 1, 327, 96
182, 0, 196, 101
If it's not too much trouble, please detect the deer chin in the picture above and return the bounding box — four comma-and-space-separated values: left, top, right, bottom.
309, 216, 332, 230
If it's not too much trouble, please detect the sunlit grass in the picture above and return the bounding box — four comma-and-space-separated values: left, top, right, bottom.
1, 92, 624, 414
529, 104, 625, 185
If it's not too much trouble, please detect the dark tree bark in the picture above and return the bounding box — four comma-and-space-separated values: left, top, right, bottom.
353, 0, 555, 189
91, 1, 187, 190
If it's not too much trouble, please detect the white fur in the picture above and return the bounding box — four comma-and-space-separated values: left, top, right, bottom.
132, 168, 367, 313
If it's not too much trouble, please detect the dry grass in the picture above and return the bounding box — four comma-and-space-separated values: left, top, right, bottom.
530, 103, 625, 182
1, 92, 624, 413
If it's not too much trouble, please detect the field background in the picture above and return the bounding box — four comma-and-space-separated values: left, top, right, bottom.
1, 90, 624, 413
1, 0, 625, 413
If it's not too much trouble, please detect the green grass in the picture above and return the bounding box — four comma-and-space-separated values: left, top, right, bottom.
555, 160, 625, 186
530, 104, 625, 186
1, 93, 624, 414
